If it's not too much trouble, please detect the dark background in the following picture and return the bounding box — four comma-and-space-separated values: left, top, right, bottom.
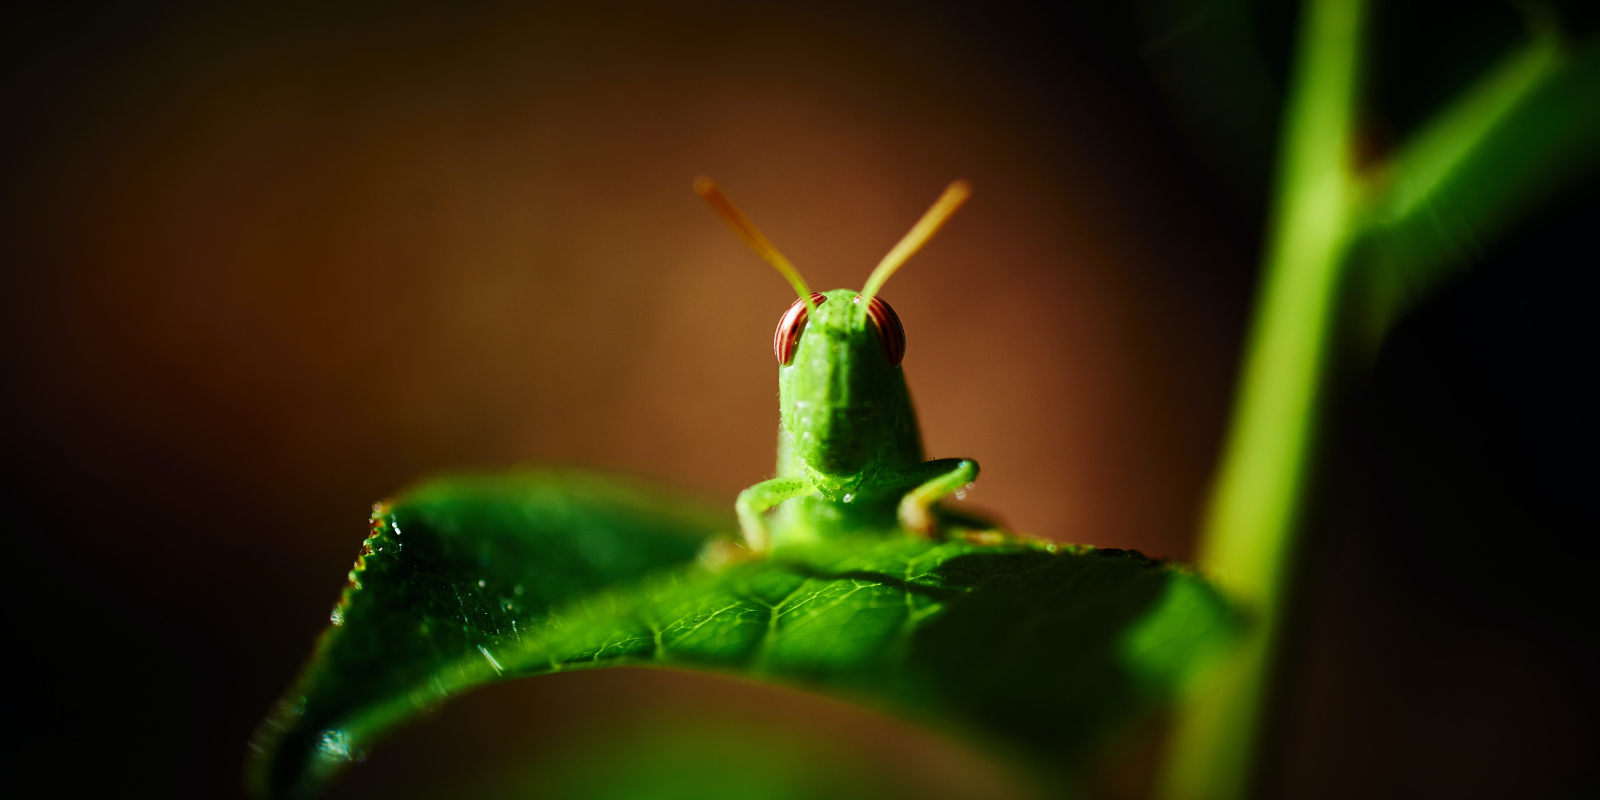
1, 1, 1593, 798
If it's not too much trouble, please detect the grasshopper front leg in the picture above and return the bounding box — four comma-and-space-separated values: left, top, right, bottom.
889, 458, 979, 536
736, 477, 810, 552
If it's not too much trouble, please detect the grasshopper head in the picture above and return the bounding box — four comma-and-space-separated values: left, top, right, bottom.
695, 176, 968, 481
776, 288, 906, 476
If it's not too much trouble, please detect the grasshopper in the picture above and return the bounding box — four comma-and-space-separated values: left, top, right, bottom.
696, 178, 982, 552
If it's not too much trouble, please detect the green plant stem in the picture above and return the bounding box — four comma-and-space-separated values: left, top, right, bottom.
1154, 0, 1365, 797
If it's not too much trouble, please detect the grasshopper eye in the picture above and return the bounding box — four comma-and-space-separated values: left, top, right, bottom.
774, 293, 827, 365
860, 295, 906, 367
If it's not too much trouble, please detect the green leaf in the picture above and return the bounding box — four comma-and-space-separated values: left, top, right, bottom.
247, 469, 733, 798
250, 473, 1236, 799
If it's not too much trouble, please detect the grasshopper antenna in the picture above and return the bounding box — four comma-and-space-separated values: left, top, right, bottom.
858, 179, 971, 307
695, 177, 816, 313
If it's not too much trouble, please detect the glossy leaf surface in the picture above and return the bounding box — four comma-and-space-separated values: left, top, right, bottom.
248, 470, 733, 797
249, 472, 1235, 798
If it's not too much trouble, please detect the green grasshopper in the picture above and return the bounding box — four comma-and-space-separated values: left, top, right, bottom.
695, 178, 982, 553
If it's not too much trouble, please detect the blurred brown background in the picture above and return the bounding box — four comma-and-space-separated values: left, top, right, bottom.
2, 2, 1593, 798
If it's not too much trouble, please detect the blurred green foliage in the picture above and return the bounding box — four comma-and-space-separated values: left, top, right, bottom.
1151, 1, 1600, 798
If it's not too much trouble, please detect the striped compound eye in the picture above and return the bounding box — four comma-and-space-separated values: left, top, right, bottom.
774, 293, 828, 365
858, 295, 906, 367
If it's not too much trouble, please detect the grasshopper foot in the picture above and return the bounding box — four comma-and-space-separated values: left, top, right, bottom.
897, 458, 978, 538
898, 495, 938, 537
700, 538, 763, 569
